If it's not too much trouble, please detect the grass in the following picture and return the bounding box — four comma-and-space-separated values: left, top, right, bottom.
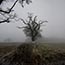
15, 43, 65, 65
0, 42, 65, 65
0, 45, 16, 58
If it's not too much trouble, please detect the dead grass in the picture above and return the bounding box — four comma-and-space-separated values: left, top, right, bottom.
0, 43, 65, 65
0, 45, 16, 57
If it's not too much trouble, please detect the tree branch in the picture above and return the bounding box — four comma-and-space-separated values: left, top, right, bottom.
33, 16, 37, 22
0, 0, 4, 5
0, 18, 10, 23
20, 19, 27, 24
0, 0, 18, 14
39, 20, 48, 24
0, 0, 18, 23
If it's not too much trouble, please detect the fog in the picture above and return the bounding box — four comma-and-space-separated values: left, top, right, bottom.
0, 0, 65, 42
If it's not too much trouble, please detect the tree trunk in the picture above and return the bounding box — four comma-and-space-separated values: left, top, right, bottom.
31, 37, 35, 41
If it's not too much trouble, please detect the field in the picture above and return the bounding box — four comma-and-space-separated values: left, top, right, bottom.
40, 43, 65, 49
0, 43, 65, 55
0, 43, 16, 58
0, 42, 65, 65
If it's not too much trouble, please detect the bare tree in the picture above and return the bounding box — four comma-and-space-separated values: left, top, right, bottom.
18, 13, 48, 41
0, 0, 32, 23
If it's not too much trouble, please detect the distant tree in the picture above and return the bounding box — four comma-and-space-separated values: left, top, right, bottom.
4, 38, 12, 42
0, 0, 32, 23
18, 13, 48, 41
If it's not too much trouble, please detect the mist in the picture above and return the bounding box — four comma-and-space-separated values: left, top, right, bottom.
0, 0, 65, 42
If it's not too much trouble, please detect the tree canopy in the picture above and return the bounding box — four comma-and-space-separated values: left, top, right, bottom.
18, 13, 48, 41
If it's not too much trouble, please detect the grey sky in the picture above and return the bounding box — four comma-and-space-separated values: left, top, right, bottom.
0, 0, 65, 42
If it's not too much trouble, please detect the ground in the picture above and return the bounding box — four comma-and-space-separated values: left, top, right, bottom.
0, 42, 65, 65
